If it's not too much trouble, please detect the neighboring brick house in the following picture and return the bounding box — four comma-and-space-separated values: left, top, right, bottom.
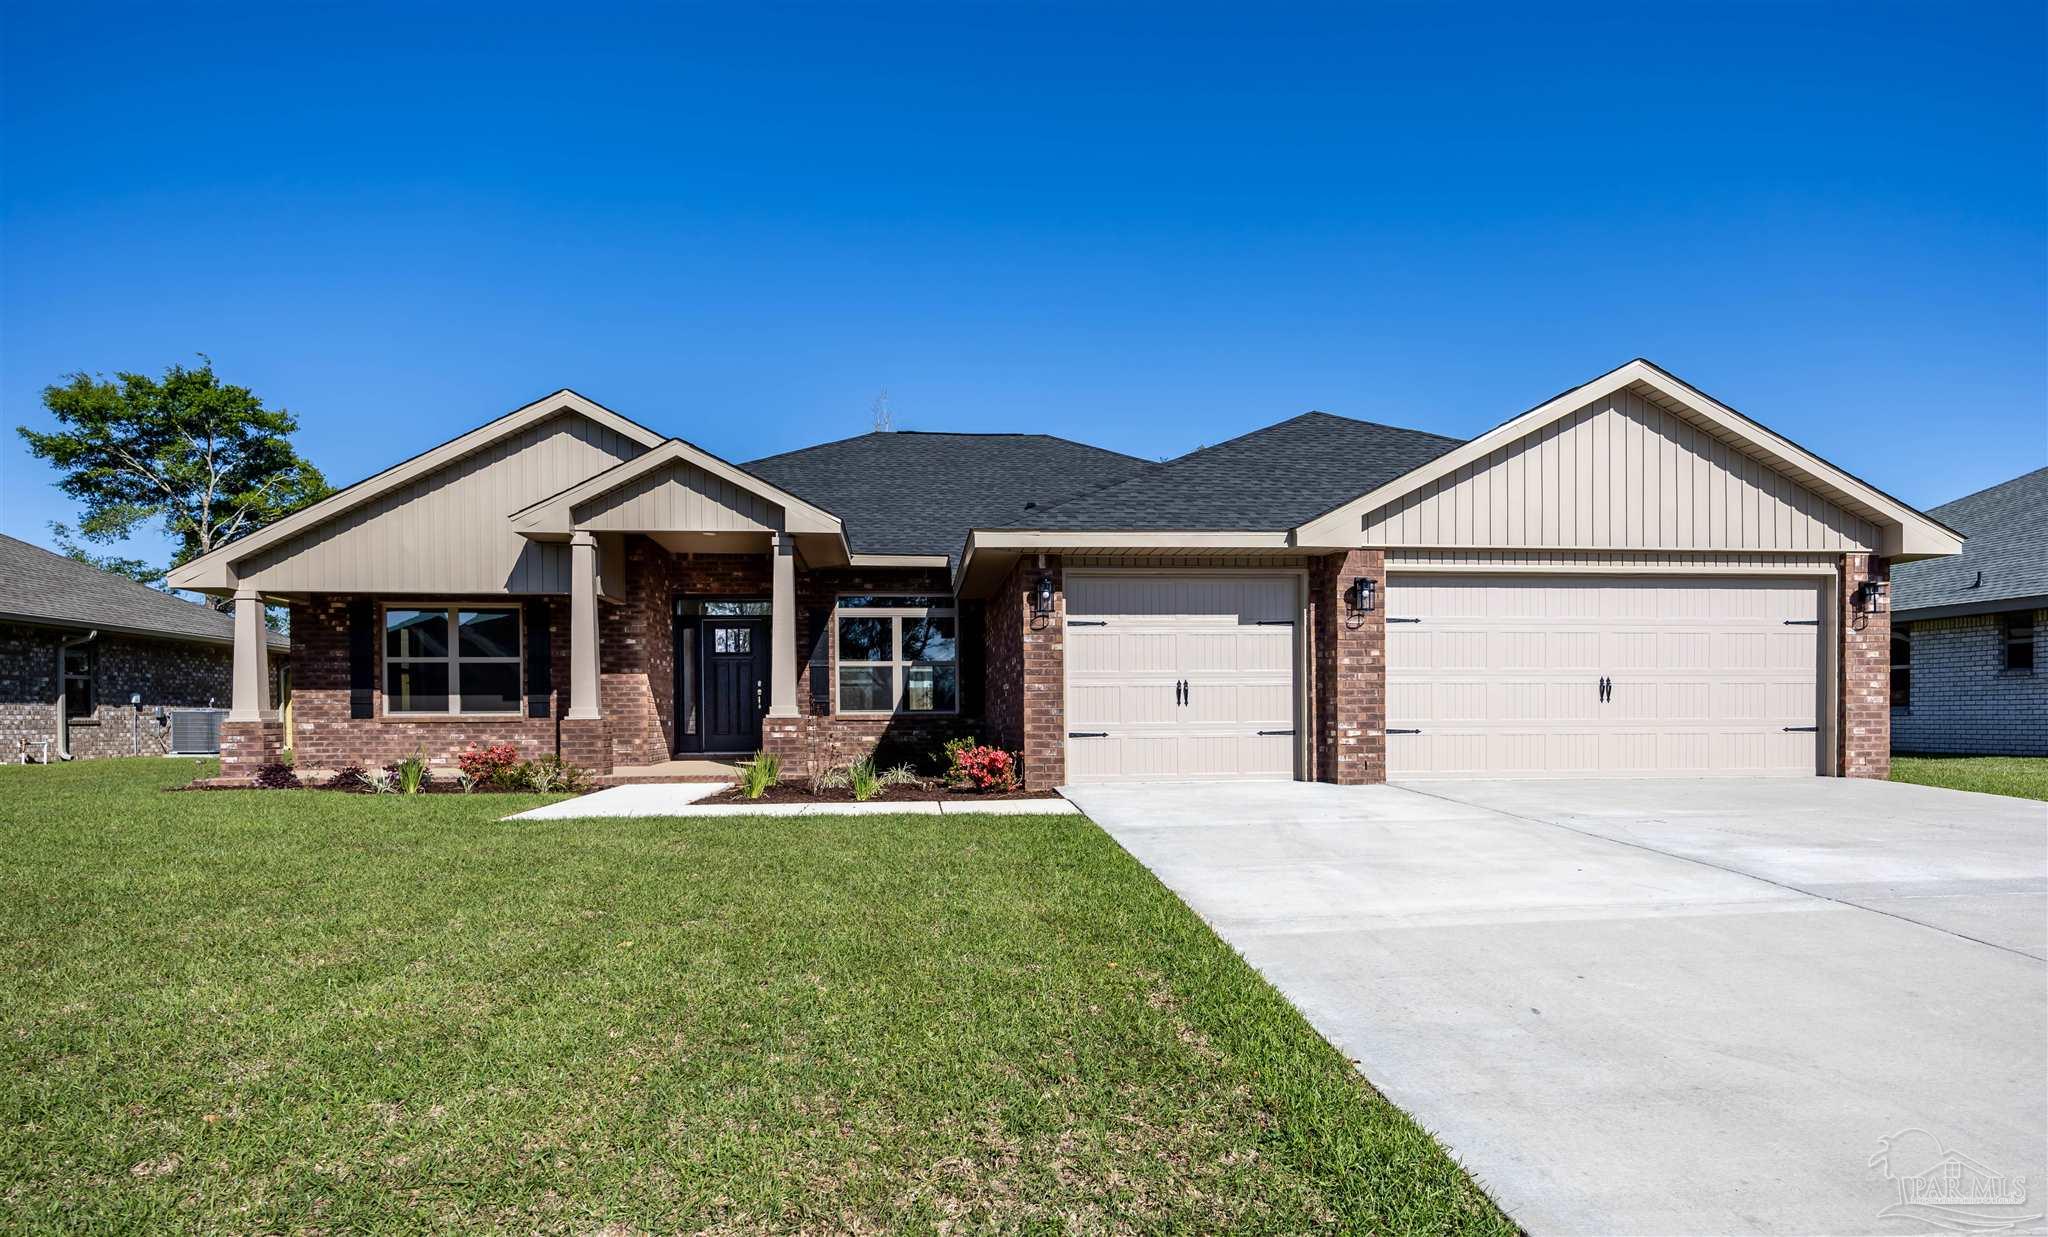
166, 360, 1961, 786
0, 534, 288, 762
1889, 467, 2047, 757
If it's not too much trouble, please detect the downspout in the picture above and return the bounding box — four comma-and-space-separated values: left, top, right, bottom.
54, 629, 98, 761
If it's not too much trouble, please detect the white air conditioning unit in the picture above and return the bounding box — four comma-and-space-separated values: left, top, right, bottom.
169, 708, 228, 755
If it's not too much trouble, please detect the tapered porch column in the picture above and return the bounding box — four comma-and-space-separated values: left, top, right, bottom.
567, 531, 602, 720
769, 532, 799, 717
226, 586, 274, 722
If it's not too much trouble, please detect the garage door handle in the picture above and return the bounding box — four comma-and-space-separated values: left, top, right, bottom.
1068, 731, 1108, 738
1599, 676, 1611, 703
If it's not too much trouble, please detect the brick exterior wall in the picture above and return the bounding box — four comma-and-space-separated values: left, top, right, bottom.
272, 541, 980, 779
605, 543, 772, 766
0, 620, 273, 762
285, 595, 570, 773
1309, 550, 1386, 784
979, 556, 1065, 790
1837, 553, 1891, 779
1891, 608, 2048, 756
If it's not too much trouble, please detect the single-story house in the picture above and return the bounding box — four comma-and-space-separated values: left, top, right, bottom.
1889, 467, 2045, 756
1, 533, 290, 761
165, 358, 1962, 787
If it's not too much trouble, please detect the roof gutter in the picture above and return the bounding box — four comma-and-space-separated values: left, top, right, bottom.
1891, 593, 2048, 624
54, 629, 97, 760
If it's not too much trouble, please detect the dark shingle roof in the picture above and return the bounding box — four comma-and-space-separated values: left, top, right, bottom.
743, 432, 1149, 561
1890, 467, 2048, 618
0, 534, 288, 649
1012, 411, 1464, 530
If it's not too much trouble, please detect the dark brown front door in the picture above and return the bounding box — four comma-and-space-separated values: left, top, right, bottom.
702, 619, 767, 752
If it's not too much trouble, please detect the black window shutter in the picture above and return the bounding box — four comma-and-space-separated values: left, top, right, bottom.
959, 601, 985, 719
348, 599, 375, 719
526, 599, 552, 718
807, 606, 833, 715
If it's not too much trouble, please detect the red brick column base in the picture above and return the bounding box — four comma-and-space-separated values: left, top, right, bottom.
219, 719, 285, 780
1311, 550, 1387, 785
559, 717, 614, 776
762, 716, 806, 766
1838, 552, 1891, 779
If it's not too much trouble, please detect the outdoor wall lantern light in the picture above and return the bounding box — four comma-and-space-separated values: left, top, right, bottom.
1032, 573, 1056, 618
1854, 579, 1889, 614
1347, 576, 1378, 617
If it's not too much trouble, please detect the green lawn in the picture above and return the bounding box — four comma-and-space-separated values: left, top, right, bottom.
1, 759, 1508, 1235
1891, 753, 2048, 802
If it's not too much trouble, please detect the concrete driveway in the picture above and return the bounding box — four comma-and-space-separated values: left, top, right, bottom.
1062, 777, 2048, 1236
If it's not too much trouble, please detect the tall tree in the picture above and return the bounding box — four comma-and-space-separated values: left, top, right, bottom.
18, 358, 332, 589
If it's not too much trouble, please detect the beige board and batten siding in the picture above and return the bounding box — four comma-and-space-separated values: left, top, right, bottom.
1360, 388, 1880, 552
233, 412, 646, 594
571, 459, 784, 533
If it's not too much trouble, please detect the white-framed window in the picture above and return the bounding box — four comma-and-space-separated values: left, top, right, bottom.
383, 605, 523, 715
834, 594, 958, 715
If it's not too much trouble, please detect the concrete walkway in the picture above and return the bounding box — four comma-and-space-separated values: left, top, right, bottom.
1063, 777, 2048, 1236
508, 783, 1079, 819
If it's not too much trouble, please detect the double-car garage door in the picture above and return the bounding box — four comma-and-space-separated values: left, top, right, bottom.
1061, 569, 1825, 784
1386, 574, 1823, 778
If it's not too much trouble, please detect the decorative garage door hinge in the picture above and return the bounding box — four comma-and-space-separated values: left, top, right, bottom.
1387, 727, 1422, 735
1783, 619, 1820, 626
1067, 731, 1108, 738
1068, 619, 1108, 627
1387, 617, 1422, 623
1782, 725, 1819, 732
1257, 729, 1296, 736
1254, 619, 1295, 626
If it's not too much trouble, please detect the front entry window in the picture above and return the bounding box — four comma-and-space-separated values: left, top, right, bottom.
835, 597, 958, 715
384, 605, 522, 714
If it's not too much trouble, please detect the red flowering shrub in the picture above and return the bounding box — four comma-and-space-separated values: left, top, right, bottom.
947, 743, 1019, 793
457, 743, 520, 784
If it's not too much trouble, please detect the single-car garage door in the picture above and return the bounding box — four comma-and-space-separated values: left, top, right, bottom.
1065, 573, 1299, 783
1386, 574, 1823, 778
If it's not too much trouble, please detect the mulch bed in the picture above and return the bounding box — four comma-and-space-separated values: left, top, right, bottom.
708, 780, 1059, 805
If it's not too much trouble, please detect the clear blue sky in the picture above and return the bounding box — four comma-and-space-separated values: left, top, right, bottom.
3, 2, 2043, 568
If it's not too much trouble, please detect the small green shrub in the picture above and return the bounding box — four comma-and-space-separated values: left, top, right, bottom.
814, 765, 851, 791
513, 755, 590, 794
878, 764, 923, 788
738, 751, 780, 799
391, 749, 431, 795
848, 757, 882, 802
